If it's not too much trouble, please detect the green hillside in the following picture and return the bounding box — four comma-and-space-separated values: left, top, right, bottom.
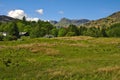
0, 36, 120, 80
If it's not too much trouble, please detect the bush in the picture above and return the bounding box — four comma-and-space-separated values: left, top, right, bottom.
66, 32, 76, 36
3, 35, 16, 41
107, 23, 120, 37
0, 34, 4, 41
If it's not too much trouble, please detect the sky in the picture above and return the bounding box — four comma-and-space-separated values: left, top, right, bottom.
0, 0, 120, 21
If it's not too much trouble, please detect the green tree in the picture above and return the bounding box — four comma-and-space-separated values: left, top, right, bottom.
7, 22, 19, 39
84, 27, 101, 37
107, 23, 120, 37
22, 16, 26, 22
100, 26, 108, 37
58, 28, 67, 37
30, 25, 46, 38
51, 28, 58, 37
79, 26, 87, 35
30, 25, 41, 38
67, 24, 79, 36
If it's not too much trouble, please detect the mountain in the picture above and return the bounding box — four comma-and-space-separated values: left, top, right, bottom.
50, 18, 90, 27
84, 11, 120, 28
49, 20, 58, 25
0, 15, 17, 22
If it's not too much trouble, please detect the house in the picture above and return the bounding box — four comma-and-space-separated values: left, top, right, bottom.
0, 32, 29, 37
44, 34, 54, 38
19, 32, 29, 36
0, 32, 7, 36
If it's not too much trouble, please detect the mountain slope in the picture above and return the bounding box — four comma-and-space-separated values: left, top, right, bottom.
84, 11, 120, 28
52, 18, 90, 27
0, 15, 17, 22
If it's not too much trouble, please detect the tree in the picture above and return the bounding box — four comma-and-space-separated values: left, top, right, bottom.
84, 27, 101, 37
79, 26, 87, 35
67, 24, 79, 36
30, 25, 46, 38
100, 26, 108, 37
51, 28, 58, 37
22, 16, 26, 23
107, 23, 120, 37
58, 28, 67, 37
30, 25, 41, 38
7, 22, 19, 39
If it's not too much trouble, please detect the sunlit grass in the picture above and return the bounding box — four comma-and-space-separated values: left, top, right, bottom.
0, 36, 120, 80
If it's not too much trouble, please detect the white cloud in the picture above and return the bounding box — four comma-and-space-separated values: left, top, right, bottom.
7, 9, 40, 21
36, 9, 44, 15
8, 9, 27, 19
58, 11, 64, 14
27, 17, 39, 22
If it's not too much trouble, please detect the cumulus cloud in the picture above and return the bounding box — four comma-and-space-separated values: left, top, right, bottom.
58, 11, 64, 14
7, 9, 40, 21
36, 9, 44, 15
8, 9, 27, 19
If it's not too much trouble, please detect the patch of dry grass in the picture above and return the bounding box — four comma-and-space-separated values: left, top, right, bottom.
96, 66, 120, 73
16, 43, 59, 56
56, 36, 93, 41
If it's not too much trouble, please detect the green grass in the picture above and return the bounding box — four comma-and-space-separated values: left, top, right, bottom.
0, 36, 120, 80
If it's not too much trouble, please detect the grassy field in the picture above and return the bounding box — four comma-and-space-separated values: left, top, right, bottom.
0, 36, 120, 80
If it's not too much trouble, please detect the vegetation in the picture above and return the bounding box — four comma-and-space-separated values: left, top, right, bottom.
0, 11, 120, 41
0, 36, 120, 79
0, 11, 120, 79
84, 11, 120, 28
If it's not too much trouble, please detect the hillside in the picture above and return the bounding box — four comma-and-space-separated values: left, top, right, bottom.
84, 11, 120, 27
0, 15, 17, 22
50, 18, 90, 27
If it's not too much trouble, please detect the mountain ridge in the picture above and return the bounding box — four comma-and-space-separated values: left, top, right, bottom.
50, 18, 90, 27
84, 11, 120, 28
0, 15, 17, 22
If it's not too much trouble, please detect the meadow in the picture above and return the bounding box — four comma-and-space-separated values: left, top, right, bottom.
0, 36, 120, 80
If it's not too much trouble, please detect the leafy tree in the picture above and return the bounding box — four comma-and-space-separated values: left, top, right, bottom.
58, 28, 67, 37
107, 23, 120, 37
30, 25, 46, 38
51, 28, 58, 37
84, 27, 101, 37
30, 25, 41, 38
100, 26, 108, 37
79, 26, 87, 35
7, 22, 19, 39
67, 24, 79, 36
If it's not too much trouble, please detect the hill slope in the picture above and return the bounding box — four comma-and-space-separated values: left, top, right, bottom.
0, 15, 17, 22
84, 11, 120, 27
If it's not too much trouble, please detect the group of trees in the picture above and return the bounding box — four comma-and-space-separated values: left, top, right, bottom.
53, 25, 108, 37
0, 18, 120, 41
0, 18, 54, 40
0, 22, 19, 40
58, 23, 120, 37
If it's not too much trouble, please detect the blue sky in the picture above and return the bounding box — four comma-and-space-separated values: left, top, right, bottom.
0, 0, 120, 21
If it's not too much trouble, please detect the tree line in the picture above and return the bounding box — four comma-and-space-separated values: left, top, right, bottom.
0, 18, 120, 41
